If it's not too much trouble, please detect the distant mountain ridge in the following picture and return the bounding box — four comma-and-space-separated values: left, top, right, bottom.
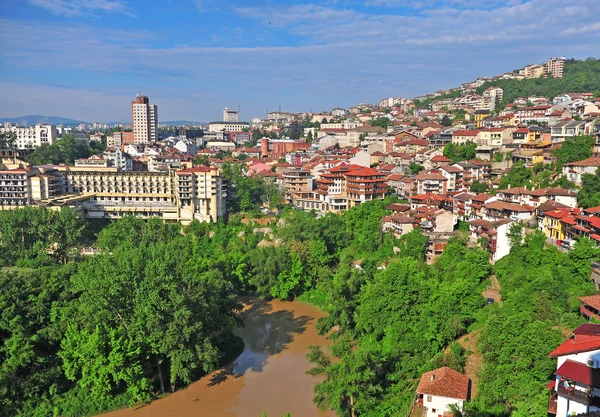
0, 116, 205, 127
0, 115, 88, 126
161, 121, 204, 126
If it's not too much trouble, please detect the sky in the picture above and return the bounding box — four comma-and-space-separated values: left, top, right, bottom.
0, 0, 599, 123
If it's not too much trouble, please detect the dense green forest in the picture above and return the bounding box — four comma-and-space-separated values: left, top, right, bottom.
1, 200, 599, 417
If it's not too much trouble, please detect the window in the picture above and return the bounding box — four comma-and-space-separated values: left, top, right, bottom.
427, 395, 432, 402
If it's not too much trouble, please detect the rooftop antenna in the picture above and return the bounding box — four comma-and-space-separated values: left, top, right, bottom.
279, 105, 281, 112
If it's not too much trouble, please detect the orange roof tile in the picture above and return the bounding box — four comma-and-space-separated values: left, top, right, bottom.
416, 367, 470, 400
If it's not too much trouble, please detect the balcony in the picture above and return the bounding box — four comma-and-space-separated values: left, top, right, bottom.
548, 393, 557, 414
581, 305, 600, 320
557, 384, 600, 407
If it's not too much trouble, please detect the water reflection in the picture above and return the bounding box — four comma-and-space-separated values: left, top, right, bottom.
209, 298, 312, 384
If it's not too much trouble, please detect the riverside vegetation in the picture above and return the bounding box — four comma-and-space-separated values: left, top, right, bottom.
1, 198, 599, 417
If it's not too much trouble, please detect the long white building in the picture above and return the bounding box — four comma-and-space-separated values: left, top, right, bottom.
0, 123, 57, 150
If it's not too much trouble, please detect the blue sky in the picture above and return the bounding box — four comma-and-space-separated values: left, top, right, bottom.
0, 0, 599, 122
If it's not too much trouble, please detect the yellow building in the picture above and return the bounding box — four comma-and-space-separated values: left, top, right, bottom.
473, 110, 490, 128
541, 209, 576, 240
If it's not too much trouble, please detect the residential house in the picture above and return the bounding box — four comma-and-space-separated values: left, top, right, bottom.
423, 151, 452, 170
469, 218, 516, 261
540, 208, 581, 240
483, 201, 536, 222
452, 130, 479, 145
551, 120, 588, 143
415, 367, 470, 417
383, 214, 414, 237
547, 324, 600, 416
470, 193, 496, 220
439, 165, 464, 192
394, 138, 430, 154
410, 193, 447, 211
452, 192, 476, 220
563, 157, 600, 185
387, 173, 406, 191
514, 105, 551, 124
414, 172, 448, 195
496, 186, 549, 207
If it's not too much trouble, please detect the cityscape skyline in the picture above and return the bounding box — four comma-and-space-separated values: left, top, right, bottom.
1, 0, 599, 122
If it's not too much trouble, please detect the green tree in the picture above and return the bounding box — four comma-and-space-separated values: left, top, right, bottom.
498, 161, 532, 189
0, 131, 16, 148
408, 162, 424, 175
369, 117, 392, 129
470, 180, 490, 194
578, 168, 600, 208
553, 135, 595, 168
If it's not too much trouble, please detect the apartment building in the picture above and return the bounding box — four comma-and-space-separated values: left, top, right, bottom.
551, 120, 587, 143
208, 121, 250, 133
290, 164, 387, 212
414, 173, 448, 195
0, 123, 58, 150
107, 132, 123, 148
223, 108, 239, 122
514, 106, 550, 124
131, 95, 158, 144
0, 166, 64, 207
545, 57, 565, 79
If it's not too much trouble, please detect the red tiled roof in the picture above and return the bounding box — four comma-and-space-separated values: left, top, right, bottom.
555, 359, 600, 386
416, 367, 470, 400
453, 130, 479, 136
543, 209, 577, 220
431, 155, 452, 162
579, 295, 600, 310
388, 174, 405, 181
391, 214, 414, 224
565, 157, 600, 167
441, 166, 462, 173
549, 324, 600, 358
386, 203, 410, 212
344, 166, 385, 177
485, 201, 535, 212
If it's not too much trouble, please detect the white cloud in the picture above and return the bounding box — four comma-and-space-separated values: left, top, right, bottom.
2, 0, 600, 120
27, 0, 135, 17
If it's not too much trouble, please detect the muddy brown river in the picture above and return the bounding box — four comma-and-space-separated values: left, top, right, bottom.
102, 298, 333, 417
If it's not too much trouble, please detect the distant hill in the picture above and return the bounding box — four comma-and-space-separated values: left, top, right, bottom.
0, 115, 88, 126
161, 120, 204, 126
414, 58, 600, 108
475, 58, 600, 106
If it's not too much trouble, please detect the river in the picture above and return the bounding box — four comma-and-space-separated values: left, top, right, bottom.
102, 298, 333, 417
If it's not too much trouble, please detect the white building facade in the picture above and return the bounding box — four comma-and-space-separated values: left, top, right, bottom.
0, 123, 57, 150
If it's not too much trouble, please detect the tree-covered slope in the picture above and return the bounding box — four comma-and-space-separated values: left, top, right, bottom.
476, 58, 600, 106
